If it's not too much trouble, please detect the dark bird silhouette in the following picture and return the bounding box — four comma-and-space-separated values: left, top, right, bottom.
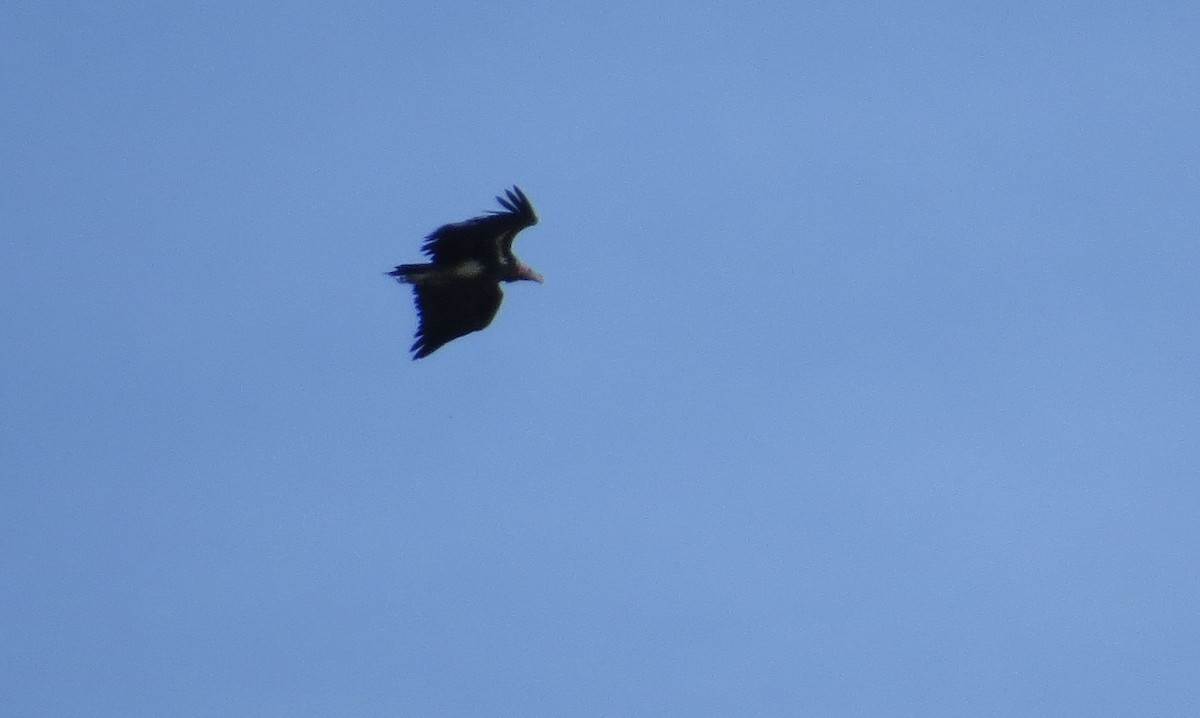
388, 186, 542, 359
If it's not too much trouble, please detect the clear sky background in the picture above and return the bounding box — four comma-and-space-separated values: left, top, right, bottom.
3, 2, 1198, 716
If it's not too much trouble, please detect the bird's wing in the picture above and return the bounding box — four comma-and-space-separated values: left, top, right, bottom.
421, 186, 538, 264
410, 281, 504, 359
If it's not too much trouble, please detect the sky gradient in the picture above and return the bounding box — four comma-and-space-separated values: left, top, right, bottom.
3, 2, 1199, 715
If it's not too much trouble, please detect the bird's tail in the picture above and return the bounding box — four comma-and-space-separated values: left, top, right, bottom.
387, 263, 433, 284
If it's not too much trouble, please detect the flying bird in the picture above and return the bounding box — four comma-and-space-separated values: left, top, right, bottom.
388, 186, 542, 359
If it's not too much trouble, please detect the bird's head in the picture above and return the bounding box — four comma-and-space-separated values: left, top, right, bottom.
515, 263, 544, 284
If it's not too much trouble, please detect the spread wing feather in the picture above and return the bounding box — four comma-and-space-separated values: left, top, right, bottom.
421, 186, 538, 264
410, 281, 504, 359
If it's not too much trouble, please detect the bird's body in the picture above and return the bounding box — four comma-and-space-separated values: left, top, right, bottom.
388, 187, 541, 359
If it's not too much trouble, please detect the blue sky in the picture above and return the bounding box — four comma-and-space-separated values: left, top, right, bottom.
3, 2, 1198, 715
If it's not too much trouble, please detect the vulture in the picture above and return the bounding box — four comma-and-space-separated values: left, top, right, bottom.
388, 186, 542, 359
